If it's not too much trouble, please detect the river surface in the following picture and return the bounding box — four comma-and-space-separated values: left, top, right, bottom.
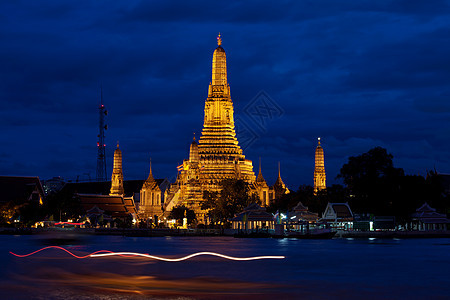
0, 234, 449, 299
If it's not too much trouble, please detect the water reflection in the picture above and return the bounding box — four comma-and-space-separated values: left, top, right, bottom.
1, 235, 449, 299
5, 247, 286, 299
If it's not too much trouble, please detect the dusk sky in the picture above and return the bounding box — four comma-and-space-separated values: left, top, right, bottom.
1, 1, 450, 189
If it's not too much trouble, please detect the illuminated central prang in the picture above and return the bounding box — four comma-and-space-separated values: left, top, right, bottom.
163, 35, 256, 221
314, 137, 326, 193
198, 34, 255, 186
162, 35, 290, 222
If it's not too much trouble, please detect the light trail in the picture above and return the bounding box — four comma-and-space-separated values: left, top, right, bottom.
10, 246, 285, 261
90, 251, 285, 261
10, 246, 120, 259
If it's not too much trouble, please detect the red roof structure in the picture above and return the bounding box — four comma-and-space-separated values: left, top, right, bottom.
78, 194, 136, 218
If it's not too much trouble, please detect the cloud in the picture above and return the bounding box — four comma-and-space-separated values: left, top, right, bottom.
0, 1, 450, 187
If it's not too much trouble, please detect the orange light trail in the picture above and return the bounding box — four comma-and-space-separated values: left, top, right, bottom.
10, 246, 285, 261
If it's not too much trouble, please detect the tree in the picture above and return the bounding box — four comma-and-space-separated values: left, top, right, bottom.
337, 147, 404, 215
201, 179, 260, 225
44, 189, 84, 221
0, 202, 20, 226
168, 205, 196, 226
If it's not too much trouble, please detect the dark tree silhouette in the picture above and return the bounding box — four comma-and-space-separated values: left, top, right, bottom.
168, 205, 196, 225
338, 147, 404, 215
202, 179, 259, 225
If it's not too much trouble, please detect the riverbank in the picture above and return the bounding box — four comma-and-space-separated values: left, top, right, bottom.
2, 227, 450, 238
0, 227, 223, 237
336, 229, 450, 238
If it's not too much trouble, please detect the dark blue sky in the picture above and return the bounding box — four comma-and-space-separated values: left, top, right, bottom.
1, 1, 450, 189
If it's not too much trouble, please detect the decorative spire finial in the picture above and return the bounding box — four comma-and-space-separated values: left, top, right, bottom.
146, 157, 155, 181
116, 141, 119, 148
259, 157, 262, 174
217, 33, 222, 46
193, 132, 196, 141
318, 137, 321, 146
278, 161, 281, 178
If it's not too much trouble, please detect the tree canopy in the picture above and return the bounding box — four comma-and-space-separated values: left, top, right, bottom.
168, 205, 196, 225
202, 179, 260, 225
337, 147, 448, 220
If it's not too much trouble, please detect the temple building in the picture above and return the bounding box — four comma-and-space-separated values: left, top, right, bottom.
255, 158, 271, 206
314, 137, 326, 193
254, 161, 289, 206
164, 35, 288, 222
273, 162, 289, 200
78, 142, 138, 222
139, 160, 163, 219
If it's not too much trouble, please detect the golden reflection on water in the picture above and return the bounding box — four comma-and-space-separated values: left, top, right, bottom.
5, 250, 285, 299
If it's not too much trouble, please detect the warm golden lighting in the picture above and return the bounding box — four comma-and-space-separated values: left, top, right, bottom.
164, 35, 257, 222
163, 35, 289, 222
139, 159, 163, 219
314, 137, 326, 193
110, 142, 124, 196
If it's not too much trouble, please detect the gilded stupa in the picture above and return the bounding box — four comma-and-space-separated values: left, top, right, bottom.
198, 34, 256, 187
314, 137, 326, 193
110, 142, 124, 196
164, 35, 255, 221
163, 35, 290, 223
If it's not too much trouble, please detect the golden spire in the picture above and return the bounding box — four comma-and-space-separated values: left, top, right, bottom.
147, 158, 154, 181
256, 157, 264, 182
314, 137, 326, 193
217, 33, 222, 46
110, 140, 124, 196
209, 33, 229, 95
189, 135, 199, 163
274, 161, 288, 197
275, 162, 285, 185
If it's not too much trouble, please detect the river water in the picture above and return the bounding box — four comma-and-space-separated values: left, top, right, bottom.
0, 234, 449, 299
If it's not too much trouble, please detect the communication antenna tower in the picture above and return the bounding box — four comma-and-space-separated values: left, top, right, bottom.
96, 86, 108, 181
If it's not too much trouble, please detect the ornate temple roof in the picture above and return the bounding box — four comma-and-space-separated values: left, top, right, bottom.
143, 159, 160, 191
78, 194, 136, 217
274, 162, 287, 189
256, 158, 267, 184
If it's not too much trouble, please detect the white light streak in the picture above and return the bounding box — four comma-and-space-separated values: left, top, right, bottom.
90, 251, 285, 262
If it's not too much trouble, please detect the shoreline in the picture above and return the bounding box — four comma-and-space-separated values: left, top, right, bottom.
1, 227, 450, 238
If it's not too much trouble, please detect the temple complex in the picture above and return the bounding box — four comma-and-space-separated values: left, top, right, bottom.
313, 137, 326, 193
164, 35, 288, 222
